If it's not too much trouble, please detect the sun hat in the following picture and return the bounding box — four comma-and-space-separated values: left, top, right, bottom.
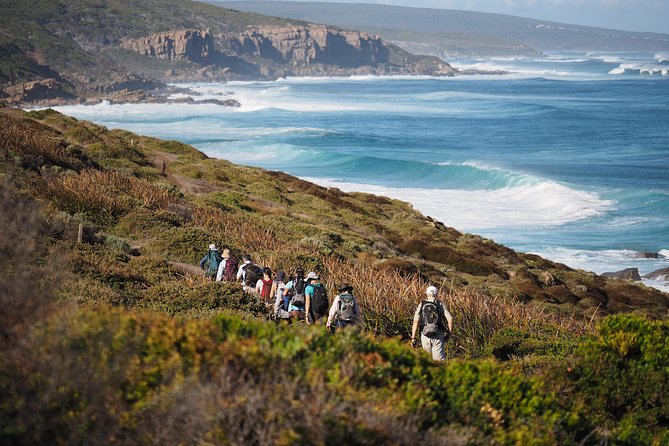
338, 283, 353, 293
426, 285, 438, 296
306, 271, 320, 280
222, 249, 230, 258
209, 243, 217, 250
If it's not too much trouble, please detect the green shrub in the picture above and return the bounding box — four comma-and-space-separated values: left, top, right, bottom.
566, 314, 669, 443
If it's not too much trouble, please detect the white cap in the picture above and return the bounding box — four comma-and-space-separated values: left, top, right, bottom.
426, 285, 438, 296
306, 271, 320, 280
209, 243, 217, 250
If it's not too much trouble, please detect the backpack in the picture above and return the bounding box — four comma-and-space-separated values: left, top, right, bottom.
243, 264, 262, 287
336, 293, 356, 323
310, 284, 329, 318
206, 251, 222, 277
420, 300, 445, 338
291, 278, 306, 307
260, 278, 273, 301
275, 282, 290, 311
224, 257, 238, 282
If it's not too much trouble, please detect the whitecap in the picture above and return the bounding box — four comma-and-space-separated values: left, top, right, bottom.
301, 177, 615, 231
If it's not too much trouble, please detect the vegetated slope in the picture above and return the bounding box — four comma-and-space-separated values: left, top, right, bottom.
214, 1, 669, 55
1, 107, 668, 444
1, 106, 666, 327
0, 0, 452, 104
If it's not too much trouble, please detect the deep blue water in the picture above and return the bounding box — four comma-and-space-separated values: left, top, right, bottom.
54, 51, 669, 290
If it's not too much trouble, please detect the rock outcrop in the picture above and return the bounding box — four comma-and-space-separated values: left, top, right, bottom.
602, 268, 642, 281
121, 30, 214, 63
644, 267, 669, 282
2, 78, 74, 104
220, 25, 389, 67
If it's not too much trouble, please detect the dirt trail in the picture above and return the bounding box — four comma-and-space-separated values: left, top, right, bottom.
150, 151, 224, 194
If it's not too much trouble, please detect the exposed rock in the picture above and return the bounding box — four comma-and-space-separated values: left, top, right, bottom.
636, 251, 661, 259
2, 78, 74, 104
643, 267, 669, 282
602, 268, 642, 281
220, 25, 389, 67
121, 29, 214, 63
539, 271, 558, 287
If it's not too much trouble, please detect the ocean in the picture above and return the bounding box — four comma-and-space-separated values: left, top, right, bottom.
53, 51, 669, 291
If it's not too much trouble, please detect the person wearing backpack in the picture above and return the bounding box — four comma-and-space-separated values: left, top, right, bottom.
215, 248, 237, 282
236, 255, 262, 292
272, 271, 291, 323
255, 267, 275, 304
305, 271, 328, 325
283, 268, 306, 321
326, 283, 359, 333
410, 285, 453, 361
198, 243, 222, 280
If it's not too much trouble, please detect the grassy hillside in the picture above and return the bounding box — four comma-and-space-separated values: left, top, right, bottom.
1, 107, 668, 444
0, 0, 447, 101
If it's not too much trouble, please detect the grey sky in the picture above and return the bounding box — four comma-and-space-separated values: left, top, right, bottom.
262, 0, 668, 34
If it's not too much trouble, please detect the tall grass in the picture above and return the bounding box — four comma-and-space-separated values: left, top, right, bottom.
321, 256, 588, 355
0, 112, 85, 171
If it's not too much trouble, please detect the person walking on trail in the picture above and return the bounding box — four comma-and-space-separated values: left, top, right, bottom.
199, 244, 222, 280
255, 267, 274, 304
326, 283, 359, 333
305, 272, 328, 325
283, 268, 307, 322
215, 249, 237, 282
411, 285, 452, 361
272, 271, 291, 322
236, 255, 262, 292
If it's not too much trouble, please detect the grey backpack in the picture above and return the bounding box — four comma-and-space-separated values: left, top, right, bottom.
336, 293, 356, 323
420, 300, 445, 338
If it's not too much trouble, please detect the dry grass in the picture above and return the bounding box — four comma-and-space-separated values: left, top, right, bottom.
321, 256, 588, 354
0, 112, 86, 171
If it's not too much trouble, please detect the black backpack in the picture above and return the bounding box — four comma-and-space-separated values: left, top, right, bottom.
420, 300, 445, 338
336, 293, 356, 323
310, 283, 328, 318
243, 264, 262, 287
291, 278, 306, 307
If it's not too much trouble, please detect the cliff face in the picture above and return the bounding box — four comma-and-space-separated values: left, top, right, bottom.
219, 25, 389, 67
121, 30, 214, 63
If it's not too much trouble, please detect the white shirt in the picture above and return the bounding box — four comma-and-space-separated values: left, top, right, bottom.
215, 258, 228, 282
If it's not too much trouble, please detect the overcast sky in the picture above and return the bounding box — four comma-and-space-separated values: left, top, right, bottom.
262, 0, 668, 34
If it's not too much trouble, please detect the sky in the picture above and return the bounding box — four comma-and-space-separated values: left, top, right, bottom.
263, 0, 669, 34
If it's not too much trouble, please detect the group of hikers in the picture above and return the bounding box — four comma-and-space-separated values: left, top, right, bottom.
199, 243, 453, 361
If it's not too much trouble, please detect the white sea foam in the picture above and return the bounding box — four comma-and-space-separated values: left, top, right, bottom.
655, 52, 669, 63
659, 249, 669, 258
301, 177, 614, 231
609, 63, 669, 76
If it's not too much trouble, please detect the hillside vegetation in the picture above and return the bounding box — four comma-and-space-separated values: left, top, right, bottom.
0, 0, 449, 103
1, 107, 668, 444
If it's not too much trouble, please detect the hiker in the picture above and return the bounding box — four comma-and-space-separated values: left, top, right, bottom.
326, 283, 359, 333
305, 271, 329, 325
236, 255, 262, 292
198, 243, 222, 280
255, 267, 274, 304
272, 271, 291, 322
411, 285, 452, 361
283, 268, 307, 321
215, 249, 238, 282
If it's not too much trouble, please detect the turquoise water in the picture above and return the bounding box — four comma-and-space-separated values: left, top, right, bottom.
54, 51, 669, 290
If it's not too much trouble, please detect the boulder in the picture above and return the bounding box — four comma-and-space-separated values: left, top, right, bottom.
643, 267, 669, 282
601, 268, 641, 281
636, 251, 661, 259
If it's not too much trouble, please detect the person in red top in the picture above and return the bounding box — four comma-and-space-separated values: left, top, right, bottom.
255, 267, 274, 304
